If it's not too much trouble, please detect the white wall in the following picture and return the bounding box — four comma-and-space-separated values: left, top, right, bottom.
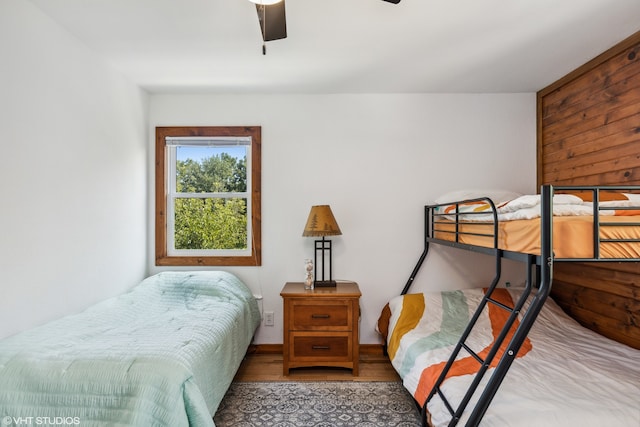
149, 93, 537, 345
0, 0, 149, 339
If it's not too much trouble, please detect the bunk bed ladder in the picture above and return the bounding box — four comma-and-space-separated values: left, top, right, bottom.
424, 185, 555, 427
423, 256, 533, 426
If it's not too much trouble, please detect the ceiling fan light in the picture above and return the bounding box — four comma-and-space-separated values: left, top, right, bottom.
249, 0, 282, 4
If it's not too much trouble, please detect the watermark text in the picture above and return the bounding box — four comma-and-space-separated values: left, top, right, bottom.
2, 416, 80, 426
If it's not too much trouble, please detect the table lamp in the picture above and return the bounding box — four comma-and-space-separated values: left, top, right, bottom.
302, 205, 342, 287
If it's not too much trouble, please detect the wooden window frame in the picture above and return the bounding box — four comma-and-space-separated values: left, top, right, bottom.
155, 126, 261, 266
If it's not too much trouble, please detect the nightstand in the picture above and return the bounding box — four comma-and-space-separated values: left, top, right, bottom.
280, 281, 361, 376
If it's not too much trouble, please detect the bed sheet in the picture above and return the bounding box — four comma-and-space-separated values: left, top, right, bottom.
385, 288, 640, 427
0, 271, 261, 427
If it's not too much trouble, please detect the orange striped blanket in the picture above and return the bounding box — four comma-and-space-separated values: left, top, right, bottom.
385, 288, 531, 406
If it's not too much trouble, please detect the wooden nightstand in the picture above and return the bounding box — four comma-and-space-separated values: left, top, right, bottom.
281, 281, 361, 376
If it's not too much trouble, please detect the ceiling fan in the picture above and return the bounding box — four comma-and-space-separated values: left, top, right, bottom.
249, 0, 401, 53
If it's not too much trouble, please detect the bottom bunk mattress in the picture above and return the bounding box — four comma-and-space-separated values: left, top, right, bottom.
0, 271, 261, 427
381, 287, 640, 427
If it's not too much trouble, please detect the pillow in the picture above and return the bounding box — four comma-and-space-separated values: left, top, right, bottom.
498, 193, 583, 213
434, 189, 522, 205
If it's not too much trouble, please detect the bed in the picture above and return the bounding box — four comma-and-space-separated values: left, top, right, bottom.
379, 185, 640, 427
382, 288, 640, 427
0, 270, 261, 427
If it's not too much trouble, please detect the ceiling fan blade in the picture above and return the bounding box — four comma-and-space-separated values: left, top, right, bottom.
382, 0, 401, 3
256, 0, 287, 42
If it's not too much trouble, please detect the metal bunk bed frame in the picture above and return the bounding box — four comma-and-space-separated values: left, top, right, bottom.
401, 184, 640, 427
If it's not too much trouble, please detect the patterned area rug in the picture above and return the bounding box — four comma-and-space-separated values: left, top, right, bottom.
214, 381, 421, 426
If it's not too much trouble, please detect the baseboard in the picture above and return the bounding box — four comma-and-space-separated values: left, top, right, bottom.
359, 344, 386, 355
247, 344, 282, 354
248, 343, 386, 356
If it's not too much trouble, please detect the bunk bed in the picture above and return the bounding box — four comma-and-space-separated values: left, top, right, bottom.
378, 185, 640, 427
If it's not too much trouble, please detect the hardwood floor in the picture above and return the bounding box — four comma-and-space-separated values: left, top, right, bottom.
233, 350, 401, 382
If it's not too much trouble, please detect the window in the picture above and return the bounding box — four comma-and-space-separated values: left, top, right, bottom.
155, 126, 261, 266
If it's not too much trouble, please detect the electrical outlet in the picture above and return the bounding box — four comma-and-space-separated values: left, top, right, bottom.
264, 311, 274, 326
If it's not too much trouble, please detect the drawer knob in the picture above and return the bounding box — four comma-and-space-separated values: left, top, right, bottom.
312, 345, 330, 350
311, 314, 330, 319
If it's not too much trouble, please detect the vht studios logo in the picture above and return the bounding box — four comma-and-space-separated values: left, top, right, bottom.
2, 417, 81, 426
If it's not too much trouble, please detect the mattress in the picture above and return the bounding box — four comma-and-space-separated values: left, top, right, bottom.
432, 191, 640, 258
0, 271, 261, 427
384, 288, 640, 427
433, 215, 640, 258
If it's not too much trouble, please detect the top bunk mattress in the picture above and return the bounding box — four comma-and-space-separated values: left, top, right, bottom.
431, 189, 640, 259
433, 215, 640, 258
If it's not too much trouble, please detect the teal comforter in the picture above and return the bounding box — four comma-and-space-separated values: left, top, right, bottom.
0, 271, 260, 427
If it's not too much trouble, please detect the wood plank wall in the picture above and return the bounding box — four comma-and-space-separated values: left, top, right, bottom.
537, 30, 640, 349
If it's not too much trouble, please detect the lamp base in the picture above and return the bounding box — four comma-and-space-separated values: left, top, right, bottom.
314, 280, 337, 288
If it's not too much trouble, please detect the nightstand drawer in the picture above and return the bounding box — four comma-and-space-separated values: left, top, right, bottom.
290, 333, 351, 360
291, 300, 351, 330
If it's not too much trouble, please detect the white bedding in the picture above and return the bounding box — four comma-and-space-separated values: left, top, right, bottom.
385, 288, 640, 427
435, 193, 640, 222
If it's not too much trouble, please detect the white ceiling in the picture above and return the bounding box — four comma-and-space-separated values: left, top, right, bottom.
27, 0, 640, 94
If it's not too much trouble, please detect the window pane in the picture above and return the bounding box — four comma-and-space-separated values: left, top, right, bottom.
176, 146, 247, 193
174, 198, 248, 250
156, 126, 261, 266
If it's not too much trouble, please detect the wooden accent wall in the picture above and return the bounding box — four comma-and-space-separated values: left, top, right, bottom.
537, 31, 640, 349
